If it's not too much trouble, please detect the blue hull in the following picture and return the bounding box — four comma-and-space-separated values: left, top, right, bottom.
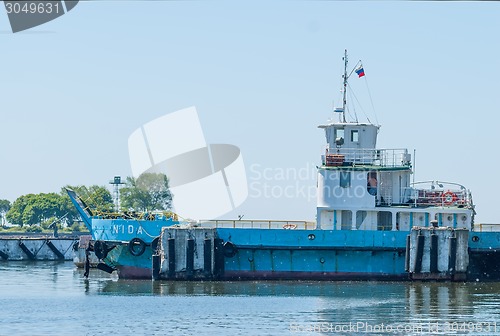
86, 218, 177, 278
105, 229, 410, 280
218, 229, 408, 280
91, 218, 173, 242
100, 227, 500, 281
105, 244, 155, 279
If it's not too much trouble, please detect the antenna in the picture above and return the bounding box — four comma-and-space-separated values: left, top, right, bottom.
333, 49, 349, 122
109, 176, 125, 212
341, 49, 348, 123
413, 149, 416, 185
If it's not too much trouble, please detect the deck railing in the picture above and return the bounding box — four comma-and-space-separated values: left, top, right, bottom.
402, 185, 473, 208
198, 220, 316, 230
93, 211, 179, 221
323, 148, 411, 168
473, 223, 500, 232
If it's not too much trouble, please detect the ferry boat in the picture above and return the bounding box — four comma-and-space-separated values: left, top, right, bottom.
68, 50, 500, 281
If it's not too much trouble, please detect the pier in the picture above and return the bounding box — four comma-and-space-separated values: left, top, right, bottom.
153, 227, 223, 280
407, 227, 469, 281
0, 234, 80, 261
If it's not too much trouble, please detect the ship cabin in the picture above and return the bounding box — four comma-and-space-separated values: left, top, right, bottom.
316, 122, 474, 232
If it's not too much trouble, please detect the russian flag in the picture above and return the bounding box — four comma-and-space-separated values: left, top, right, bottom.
355, 66, 365, 78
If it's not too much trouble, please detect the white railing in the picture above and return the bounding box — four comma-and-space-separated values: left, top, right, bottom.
323, 148, 411, 168
403, 182, 473, 208
197, 220, 316, 230
474, 223, 500, 232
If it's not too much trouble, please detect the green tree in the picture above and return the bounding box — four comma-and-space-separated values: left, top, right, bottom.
0, 199, 11, 226
6, 193, 76, 226
120, 173, 173, 212
6, 194, 35, 226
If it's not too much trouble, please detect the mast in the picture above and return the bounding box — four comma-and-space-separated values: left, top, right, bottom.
341, 49, 348, 123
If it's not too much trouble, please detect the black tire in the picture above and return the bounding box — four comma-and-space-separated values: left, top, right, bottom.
151, 236, 160, 254
223, 241, 237, 258
128, 237, 147, 257
93, 240, 108, 260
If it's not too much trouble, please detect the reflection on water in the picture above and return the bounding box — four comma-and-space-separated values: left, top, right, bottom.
407, 283, 473, 320
1, 262, 500, 335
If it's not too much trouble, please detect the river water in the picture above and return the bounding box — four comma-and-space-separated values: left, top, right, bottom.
0, 261, 499, 335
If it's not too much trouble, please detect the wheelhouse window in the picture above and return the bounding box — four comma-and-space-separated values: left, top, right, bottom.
335, 128, 345, 142
351, 130, 359, 142
340, 171, 351, 188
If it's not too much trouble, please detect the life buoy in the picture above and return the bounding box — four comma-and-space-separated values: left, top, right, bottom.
282, 223, 298, 230
442, 191, 458, 205
128, 237, 147, 257
223, 241, 237, 258
93, 240, 108, 260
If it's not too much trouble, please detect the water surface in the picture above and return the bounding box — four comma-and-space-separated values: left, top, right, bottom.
0, 262, 499, 335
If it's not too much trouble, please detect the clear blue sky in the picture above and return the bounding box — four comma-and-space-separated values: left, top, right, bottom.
1, 1, 499, 222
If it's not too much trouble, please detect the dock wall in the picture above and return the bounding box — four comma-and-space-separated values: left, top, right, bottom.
0, 235, 80, 261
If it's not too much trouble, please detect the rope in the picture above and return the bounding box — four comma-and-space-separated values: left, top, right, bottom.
138, 224, 157, 238
138, 210, 185, 237
348, 60, 362, 79
363, 74, 379, 126
346, 88, 359, 123
76, 186, 112, 214
347, 82, 371, 124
